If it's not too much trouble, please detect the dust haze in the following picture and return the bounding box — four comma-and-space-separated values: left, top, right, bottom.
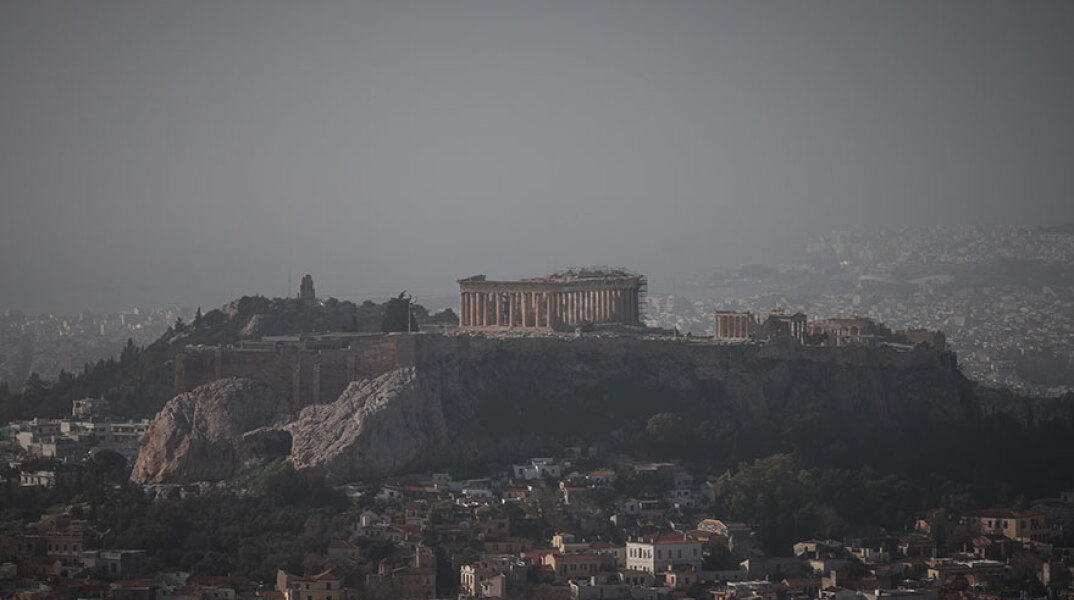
2, 1, 1072, 312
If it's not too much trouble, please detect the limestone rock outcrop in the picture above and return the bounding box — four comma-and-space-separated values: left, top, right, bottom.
131, 377, 295, 484
287, 368, 455, 478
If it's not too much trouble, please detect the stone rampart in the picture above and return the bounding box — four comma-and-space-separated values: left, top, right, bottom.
175, 334, 406, 406
176, 333, 958, 408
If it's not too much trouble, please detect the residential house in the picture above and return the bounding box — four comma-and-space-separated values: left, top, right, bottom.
364, 548, 436, 599
545, 553, 601, 583
700, 520, 756, 555
665, 565, 697, 588
276, 569, 343, 600
962, 509, 1053, 543
586, 470, 617, 487
460, 556, 527, 598
513, 458, 563, 481
740, 557, 807, 580
626, 531, 702, 574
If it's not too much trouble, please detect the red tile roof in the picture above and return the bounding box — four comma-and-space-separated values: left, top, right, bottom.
285, 569, 340, 582
637, 531, 691, 545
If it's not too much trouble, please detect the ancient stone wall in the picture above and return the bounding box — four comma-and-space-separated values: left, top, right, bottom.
175, 334, 407, 407
176, 332, 958, 408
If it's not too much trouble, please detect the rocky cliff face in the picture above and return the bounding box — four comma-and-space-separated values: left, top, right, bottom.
287, 368, 457, 477
131, 377, 296, 483
133, 336, 979, 484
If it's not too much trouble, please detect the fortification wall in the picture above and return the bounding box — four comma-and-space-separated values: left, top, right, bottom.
176, 333, 957, 407
408, 333, 952, 372
175, 334, 407, 406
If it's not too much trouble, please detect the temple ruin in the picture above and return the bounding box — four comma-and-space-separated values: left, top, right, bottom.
714, 309, 946, 349
457, 268, 646, 330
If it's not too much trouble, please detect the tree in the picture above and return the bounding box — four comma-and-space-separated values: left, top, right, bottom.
711, 453, 826, 553
120, 338, 138, 365
645, 412, 683, 442
381, 292, 419, 333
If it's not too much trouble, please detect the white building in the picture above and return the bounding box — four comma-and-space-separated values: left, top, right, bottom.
625, 531, 701, 574
513, 458, 562, 480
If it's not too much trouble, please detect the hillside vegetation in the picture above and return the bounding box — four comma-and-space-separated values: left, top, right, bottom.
0, 295, 455, 421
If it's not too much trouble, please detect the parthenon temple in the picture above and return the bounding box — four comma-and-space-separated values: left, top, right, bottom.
458, 268, 645, 330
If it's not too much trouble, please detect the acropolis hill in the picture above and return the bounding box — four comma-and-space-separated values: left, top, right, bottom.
142, 330, 976, 484
174, 268, 948, 408
129, 269, 976, 484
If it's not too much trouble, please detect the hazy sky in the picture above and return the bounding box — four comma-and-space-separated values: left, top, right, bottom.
3, 1, 1073, 312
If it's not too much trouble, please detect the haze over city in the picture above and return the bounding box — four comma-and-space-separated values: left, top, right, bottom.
2, 1, 1073, 312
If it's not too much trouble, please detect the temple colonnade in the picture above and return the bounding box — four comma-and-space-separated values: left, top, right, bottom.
458, 285, 640, 329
